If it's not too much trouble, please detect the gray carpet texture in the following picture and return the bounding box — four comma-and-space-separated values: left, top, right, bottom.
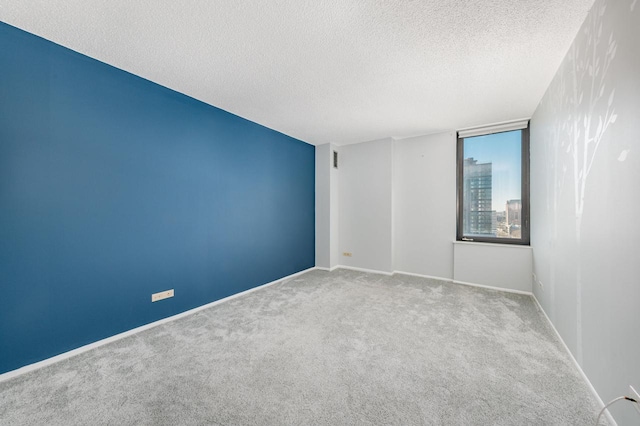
1, 269, 605, 425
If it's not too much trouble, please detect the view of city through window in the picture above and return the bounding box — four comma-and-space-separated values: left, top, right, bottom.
462, 130, 522, 239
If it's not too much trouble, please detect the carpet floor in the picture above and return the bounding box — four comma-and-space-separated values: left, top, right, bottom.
0, 269, 605, 425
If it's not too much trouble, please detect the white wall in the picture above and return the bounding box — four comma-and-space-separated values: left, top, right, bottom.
326, 131, 530, 292
332, 131, 529, 294
315, 144, 330, 268
338, 138, 393, 273
315, 143, 340, 269
329, 144, 340, 269
453, 242, 532, 293
530, 0, 640, 423
393, 132, 456, 279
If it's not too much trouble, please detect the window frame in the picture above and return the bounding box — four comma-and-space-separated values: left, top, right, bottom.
456, 124, 530, 245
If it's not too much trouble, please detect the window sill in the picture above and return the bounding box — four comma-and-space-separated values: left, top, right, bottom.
453, 240, 531, 249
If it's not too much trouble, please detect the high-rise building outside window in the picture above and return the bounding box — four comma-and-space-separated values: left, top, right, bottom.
456, 121, 530, 245
463, 157, 493, 236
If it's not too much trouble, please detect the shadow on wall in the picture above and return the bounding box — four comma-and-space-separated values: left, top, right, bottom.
532, 0, 640, 423
539, 0, 621, 364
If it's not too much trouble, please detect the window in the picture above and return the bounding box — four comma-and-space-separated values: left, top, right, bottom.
456, 121, 530, 245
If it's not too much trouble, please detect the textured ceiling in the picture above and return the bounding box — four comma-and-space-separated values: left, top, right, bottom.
0, 1, 595, 145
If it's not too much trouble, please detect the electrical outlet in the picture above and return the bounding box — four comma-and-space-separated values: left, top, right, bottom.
152, 289, 174, 302
343, 252, 352, 257
630, 386, 640, 415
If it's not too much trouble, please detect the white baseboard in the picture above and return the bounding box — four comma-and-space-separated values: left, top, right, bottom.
315, 265, 339, 272
392, 270, 453, 282
327, 267, 531, 296
0, 266, 316, 383
531, 294, 616, 426
336, 265, 394, 276
452, 279, 532, 295
393, 272, 531, 296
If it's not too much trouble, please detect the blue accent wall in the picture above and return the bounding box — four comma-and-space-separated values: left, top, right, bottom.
0, 22, 315, 374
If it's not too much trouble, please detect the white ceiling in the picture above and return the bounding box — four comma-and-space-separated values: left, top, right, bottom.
0, 1, 594, 146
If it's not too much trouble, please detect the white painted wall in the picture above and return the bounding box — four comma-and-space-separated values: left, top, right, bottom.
530, 0, 640, 423
453, 242, 532, 293
315, 144, 330, 268
329, 144, 340, 269
393, 132, 456, 280
338, 138, 393, 273
329, 131, 531, 292
316, 143, 340, 269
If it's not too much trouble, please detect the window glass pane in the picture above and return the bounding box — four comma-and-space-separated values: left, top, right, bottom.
462, 130, 521, 239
